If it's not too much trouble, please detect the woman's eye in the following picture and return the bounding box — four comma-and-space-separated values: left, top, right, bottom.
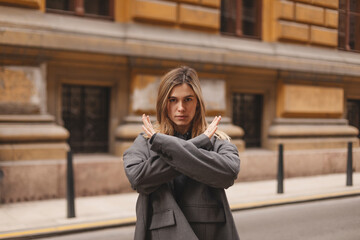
169, 99, 176, 103
185, 98, 192, 102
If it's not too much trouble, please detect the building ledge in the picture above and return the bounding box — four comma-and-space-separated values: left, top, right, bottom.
0, 6, 360, 77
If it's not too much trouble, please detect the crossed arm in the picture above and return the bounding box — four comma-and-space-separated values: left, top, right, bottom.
123, 115, 240, 194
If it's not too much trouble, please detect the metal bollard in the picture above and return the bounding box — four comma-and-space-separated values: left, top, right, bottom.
277, 144, 284, 194
0, 169, 3, 203
67, 151, 76, 218
346, 142, 353, 186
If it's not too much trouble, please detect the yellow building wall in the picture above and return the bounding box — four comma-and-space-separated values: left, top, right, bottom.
114, 0, 221, 32
115, 0, 338, 47
0, 0, 44, 11
265, 0, 339, 47
276, 83, 344, 118
0, 0, 337, 46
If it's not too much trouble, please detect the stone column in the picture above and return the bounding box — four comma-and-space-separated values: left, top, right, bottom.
115, 74, 244, 156
0, 65, 69, 203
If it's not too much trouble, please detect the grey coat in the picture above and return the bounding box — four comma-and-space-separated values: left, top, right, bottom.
123, 133, 241, 240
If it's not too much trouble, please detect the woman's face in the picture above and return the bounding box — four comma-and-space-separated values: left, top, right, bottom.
167, 83, 198, 134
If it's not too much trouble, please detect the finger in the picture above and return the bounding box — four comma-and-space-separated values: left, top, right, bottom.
209, 116, 219, 128
147, 115, 153, 127
215, 115, 221, 126
210, 117, 218, 128
207, 118, 216, 131
143, 115, 152, 130
146, 115, 154, 130
208, 126, 217, 139
142, 114, 147, 125
142, 125, 149, 137
210, 116, 218, 126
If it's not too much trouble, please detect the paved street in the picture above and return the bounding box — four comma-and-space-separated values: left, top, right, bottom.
42, 196, 360, 240
234, 196, 360, 240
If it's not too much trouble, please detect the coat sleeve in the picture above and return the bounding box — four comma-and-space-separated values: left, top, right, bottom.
123, 134, 180, 194
150, 133, 240, 189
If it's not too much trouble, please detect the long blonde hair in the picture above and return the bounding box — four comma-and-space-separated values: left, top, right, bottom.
154, 66, 229, 140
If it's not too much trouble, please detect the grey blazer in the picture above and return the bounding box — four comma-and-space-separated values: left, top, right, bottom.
123, 133, 240, 240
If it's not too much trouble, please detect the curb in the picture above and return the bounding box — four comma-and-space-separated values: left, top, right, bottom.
0, 218, 136, 240
230, 189, 360, 211
1, 189, 360, 240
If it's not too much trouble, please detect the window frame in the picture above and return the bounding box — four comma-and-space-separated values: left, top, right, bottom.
220, 0, 262, 40
46, 0, 114, 21
339, 0, 360, 52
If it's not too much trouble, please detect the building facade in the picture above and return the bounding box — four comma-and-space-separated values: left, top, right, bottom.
0, 0, 359, 203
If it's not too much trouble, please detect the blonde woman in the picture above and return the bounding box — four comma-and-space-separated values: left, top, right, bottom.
123, 66, 240, 240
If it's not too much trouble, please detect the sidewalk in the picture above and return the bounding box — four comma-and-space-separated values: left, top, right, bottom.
1, 173, 359, 239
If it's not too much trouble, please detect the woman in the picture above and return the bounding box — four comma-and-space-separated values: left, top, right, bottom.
123, 66, 240, 240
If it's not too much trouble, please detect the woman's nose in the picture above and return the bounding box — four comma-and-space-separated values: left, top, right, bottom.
177, 102, 185, 111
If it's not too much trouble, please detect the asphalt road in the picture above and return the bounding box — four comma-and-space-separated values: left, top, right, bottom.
42, 196, 360, 240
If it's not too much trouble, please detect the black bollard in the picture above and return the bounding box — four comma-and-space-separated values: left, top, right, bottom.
0, 169, 3, 203
346, 142, 353, 186
277, 144, 284, 194
67, 151, 76, 218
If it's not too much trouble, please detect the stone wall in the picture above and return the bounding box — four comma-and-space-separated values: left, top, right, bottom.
118, 0, 220, 32
0, 0, 44, 10
0, 66, 46, 114
273, 0, 338, 47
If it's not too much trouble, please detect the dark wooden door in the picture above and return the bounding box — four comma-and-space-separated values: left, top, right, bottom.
62, 84, 110, 153
233, 93, 263, 147
347, 99, 360, 138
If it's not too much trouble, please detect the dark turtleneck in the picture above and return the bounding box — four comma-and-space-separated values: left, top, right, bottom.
172, 130, 192, 202
149, 130, 191, 202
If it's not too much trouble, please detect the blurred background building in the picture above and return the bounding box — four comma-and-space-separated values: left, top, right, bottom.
0, 0, 359, 203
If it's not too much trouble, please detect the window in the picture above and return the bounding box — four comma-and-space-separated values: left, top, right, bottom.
62, 84, 110, 153
233, 93, 263, 147
221, 0, 262, 39
46, 0, 114, 19
339, 0, 360, 51
347, 99, 360, 138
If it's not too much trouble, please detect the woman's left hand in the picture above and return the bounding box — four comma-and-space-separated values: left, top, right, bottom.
204, 116, 221, 139
142, 114, 156, 138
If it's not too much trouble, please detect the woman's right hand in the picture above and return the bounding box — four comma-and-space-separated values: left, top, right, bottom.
142, 114, 156, 138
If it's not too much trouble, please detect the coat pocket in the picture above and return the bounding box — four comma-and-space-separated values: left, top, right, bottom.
149, 209, 176, 230
182, 205, 225, 223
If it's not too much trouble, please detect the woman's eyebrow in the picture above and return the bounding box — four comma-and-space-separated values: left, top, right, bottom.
168, 94, 195, 98
168, 95, 195, 99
